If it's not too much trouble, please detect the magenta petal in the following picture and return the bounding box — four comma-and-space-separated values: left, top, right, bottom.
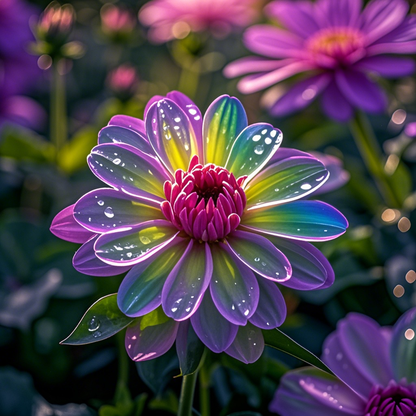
144, 95, 165, 118
108, 115, 146, 136
162, 241, 213, 321
335, 69, 387, 113
267, 147, 312, 165
73, 236, 130, 276
249, 277, 286, 329
125, 311, 179, 361
191, 290, 238, 353
224, 57, 290, 78
225, 322, 264, 364
317, 0, 362, 28
50, 204, 94, 244
269, 74, 331, 117
354, 56, 415, 78
320, 80, 354, 122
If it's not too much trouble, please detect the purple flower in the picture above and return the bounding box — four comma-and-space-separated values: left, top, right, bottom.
106, 64, 139, 99
51, 91, 347, 363
224, 0, 416, 122
139, 0, 259, 43
271, 308, 416, 415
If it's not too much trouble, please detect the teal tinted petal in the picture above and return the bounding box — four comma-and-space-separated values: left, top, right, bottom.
94, 220, 180, 266
227, 230, 291, 282
241, 201, 348, 241
390, 307, 416, 382
225, 123, 283, 183
146, 98, 199, 174
117, 238, 188, 317
203, 95, 247, 166
245, 156, 329, 210
225, 322, 264, 364
162, 241, 213, 321
125, 307, 179, 362
210, 243, 259, 326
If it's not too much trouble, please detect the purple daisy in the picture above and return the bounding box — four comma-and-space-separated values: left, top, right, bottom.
51, 91, 347, 363
224, 0, 416, 122
271, 308, 416, 416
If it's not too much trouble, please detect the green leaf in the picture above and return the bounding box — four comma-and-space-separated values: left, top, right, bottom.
262, 328, 333, 375
60, 294, 134, 345
148, 390, 178, 414
176, 322, 205, 376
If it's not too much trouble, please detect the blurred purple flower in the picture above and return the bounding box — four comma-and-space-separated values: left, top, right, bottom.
51, 91, 347, 363
101, 4, 136, 38
106, 64, 139, 98
405, 122, 416, 138
225, 0, 416, 122
139, 0, 259, 43
271, 308, 416, 416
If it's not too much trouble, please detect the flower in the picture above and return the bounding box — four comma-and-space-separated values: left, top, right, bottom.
100, 4, 136, 41
106, 64, 139, 99
139, 0, 259, 43
51, 91, 347, 363
271, 308, 416, 416
224, 0, 416, 122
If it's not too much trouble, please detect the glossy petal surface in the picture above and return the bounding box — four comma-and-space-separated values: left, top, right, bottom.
94, 220, 179, 266
241, 201, 348, 241
74, 188, 163, 232
225, 322, 265, 364
225, 123, 283, 183
191, 290, 238, 353
210, 243, 259, 325
245, 156, 329, 210
203, 95, 247, 166
227, 230, 291, 282
162, 241, 213, 321
118, 239, 188, 317
146, 98, 199, 173
108, 115, 146, 135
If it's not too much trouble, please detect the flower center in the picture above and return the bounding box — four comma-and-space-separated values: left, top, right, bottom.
307, 27, 364, 64
161, 155, 247, 242
364, 381, 416, 416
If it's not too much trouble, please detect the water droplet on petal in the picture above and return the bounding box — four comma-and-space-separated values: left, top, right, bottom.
139, 235, 151, 244
254, 257, 260, 262
301, 183, 312, 190
254, 145, 264, 155
104, 207, 114, 218
113, 158, 121, 165
97, 200, 104, 206
88, 316, 100, 332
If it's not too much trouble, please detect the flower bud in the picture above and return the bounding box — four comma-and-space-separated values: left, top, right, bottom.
106, 64, 139, 100
100, 4, 136, 42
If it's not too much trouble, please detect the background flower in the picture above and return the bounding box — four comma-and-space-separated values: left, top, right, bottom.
224, 0, 416, 122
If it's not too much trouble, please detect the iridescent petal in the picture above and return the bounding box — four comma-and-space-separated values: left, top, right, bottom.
210, 243, 259, 325
73, 236, 130, 276
245, 157, 329, 210
224, 322, 264, 364
74, 188, 163, 233
98, 125, 153, 154
225, 123, 283, 183
88, 143, 170, 204
162, 241, 213, 321
202, 95, 248, 166
125, 307, 179, 362
241, 201, 348, 241
118, 238, 188, 317
94, 220, 180, 266
226, 230, 291, 282
390, 307, 416, 382
249, 277, 286, 329
108, 115, 146, 135
146, 98, 199, 174
50, 204, 94, 244
268, 236, 334, 290
191, 290, 238, 353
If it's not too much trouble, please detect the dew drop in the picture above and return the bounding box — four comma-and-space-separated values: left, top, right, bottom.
88, 316, 100, 332
254, 145, 264, 155
113, 158, 121, 165
97, 200, 104, 206
93, 331, 102, 338
252, 134, 261, 142
104, 207, 114, 218
139, 236, 151, 244
336, 352, 343, 361
301, 183, 312, 190
254, 257, 260, 262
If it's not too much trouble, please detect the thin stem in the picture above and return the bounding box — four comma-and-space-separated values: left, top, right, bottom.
178, 372, 198, 416
50, 59, 67, 164
114, 331, 129, 403
199, 363, 210, 416
349, 112, 401, 208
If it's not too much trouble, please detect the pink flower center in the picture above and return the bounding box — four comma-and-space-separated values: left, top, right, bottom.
364, 381, 416, 416
161, 155, 247, 242
307, 27, 364, 64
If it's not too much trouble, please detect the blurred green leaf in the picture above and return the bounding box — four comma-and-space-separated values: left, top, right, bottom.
386, 161, 412, 206
148, 390, 178, 414
61, 294, 134, 345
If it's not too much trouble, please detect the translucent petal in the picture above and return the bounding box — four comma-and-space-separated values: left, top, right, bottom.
225, 123, 283, 183
245, 156, 329, 210
241, 201, 348, 241
146, 98, 199, 174
203, 95, 247, 166
162, 241, 213, 321
108, 115, 146, 135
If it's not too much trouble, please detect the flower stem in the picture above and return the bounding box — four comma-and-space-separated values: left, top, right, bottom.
50, 59, 67, 164
349, 112, 401, 208
115, 331, 129, 395
178, 372, 198, 416
199, 363, 210, 416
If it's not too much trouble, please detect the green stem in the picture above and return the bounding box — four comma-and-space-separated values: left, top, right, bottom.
349, 112, 401, 208
51, 59, 67, 164
115, 331, 129, 402
199, 363, 210, 416
178, 372, 198, 416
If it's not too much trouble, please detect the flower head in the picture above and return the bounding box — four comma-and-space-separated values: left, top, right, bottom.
224, 0, 416, 122
271, 308, 416, 415
51, 91, 347, 363
101, 4, 136, 41
106, 64, 139, 100
139, 0, 259, 43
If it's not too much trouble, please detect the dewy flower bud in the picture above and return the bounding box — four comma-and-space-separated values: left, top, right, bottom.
100, 4, 136, 41
106, 64, 139, 99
